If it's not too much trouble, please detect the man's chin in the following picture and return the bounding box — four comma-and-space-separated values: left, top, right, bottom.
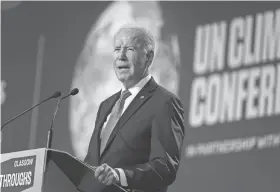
117, 76, 137, 89
117, 75, 130, 83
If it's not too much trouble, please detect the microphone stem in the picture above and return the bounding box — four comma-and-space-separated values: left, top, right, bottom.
46, 129, 53, 149
1, 97, 51, 130
46, 98, 62, 149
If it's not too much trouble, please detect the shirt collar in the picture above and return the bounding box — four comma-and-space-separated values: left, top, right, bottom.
121, 74, 152, 96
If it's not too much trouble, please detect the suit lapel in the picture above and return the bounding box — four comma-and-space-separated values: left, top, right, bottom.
96, 91, 121, 135
100, 78, 158, 158
92, 91, 121, 163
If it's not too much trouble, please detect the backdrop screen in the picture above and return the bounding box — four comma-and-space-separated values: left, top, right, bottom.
1, 2, 280, 192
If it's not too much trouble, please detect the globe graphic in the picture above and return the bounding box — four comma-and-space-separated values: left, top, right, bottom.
69, 1, 181, 159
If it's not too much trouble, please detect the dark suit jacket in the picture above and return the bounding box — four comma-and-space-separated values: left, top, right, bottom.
78, 78, 185, 192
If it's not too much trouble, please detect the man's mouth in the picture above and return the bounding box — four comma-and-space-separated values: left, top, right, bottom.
118, 66, 130, 70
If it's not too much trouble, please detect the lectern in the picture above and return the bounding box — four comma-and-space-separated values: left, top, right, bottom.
0, 148, 98, 192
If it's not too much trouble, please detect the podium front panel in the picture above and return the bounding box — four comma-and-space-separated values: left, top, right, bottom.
0, 148, 46, 192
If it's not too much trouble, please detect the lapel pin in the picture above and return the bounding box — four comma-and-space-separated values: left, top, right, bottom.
140, 96, 145, 99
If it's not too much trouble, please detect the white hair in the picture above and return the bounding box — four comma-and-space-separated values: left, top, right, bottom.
113, 25, 156, 53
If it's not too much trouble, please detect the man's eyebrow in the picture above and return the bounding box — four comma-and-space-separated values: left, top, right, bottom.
114, 45, 135, 48
127, 45, 134, 47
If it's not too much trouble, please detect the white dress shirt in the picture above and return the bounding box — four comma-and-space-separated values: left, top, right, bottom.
100, 74, 152, 186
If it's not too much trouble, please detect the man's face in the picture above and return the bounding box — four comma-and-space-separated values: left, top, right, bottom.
113, 30, 148, 88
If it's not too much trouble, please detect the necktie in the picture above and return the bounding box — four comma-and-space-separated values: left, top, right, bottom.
100, 90, 131, 154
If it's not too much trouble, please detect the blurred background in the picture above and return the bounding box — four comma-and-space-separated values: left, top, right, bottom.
1, 1, 280, 192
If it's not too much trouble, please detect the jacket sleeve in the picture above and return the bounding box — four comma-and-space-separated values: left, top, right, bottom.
123, 96, 185, 191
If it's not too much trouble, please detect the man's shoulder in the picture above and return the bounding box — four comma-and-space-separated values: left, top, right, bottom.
155, 84, 181, 102
100, 91, 121, 105
155, 85, 184, 115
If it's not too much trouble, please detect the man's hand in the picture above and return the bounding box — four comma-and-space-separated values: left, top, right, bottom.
94, 163, 120, 186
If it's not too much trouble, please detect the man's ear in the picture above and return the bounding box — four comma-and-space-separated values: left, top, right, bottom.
146, 51, 154, 66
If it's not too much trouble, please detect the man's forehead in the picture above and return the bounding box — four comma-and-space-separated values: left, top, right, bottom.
114, 31, 143, 46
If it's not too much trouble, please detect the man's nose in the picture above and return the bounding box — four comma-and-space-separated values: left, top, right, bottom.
119, 48, 127, 60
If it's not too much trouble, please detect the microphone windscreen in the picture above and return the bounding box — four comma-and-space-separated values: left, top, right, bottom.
52, 91, 62, 98
70, 88, 79, 96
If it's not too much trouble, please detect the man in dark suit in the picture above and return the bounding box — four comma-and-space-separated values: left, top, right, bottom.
79, 26, 185, 192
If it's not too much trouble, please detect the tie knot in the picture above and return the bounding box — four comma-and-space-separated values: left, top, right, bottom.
120, 90, 131, 101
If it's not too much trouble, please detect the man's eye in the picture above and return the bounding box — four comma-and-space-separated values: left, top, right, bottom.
127, 48, 134, 51
114, 48, 120, 52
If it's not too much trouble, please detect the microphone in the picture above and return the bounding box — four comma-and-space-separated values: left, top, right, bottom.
61, 88, 79, 99
1, 91, 62, 130
46, 88, 79, 149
